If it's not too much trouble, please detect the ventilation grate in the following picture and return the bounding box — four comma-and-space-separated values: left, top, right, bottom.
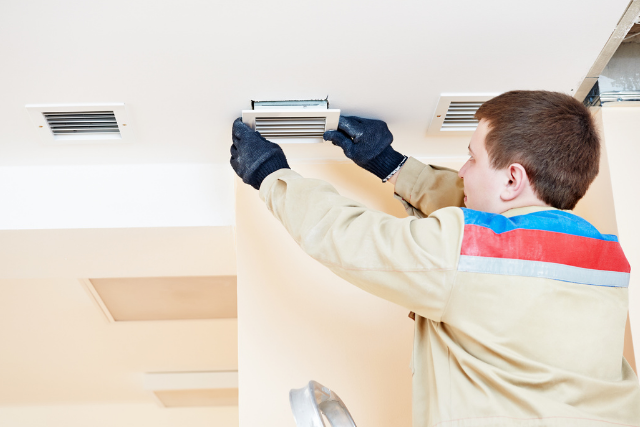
428, 95, 497, 134
242, 99, 340, 143
255, 117, 327, 138
43, 111, 120, 136
441, 102, 482, 131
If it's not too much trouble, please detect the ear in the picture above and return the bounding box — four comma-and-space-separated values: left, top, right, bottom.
500, 163, 529, 202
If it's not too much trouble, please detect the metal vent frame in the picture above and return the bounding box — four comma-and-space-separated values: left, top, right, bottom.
26, 103, 134, 144
242, 99, 340, 144
427, 94, 499, 135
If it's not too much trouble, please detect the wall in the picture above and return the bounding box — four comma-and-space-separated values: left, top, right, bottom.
599, 104, 640, 369
236, 162, 415, 427
0, 403, 237, 427
572, 110, 619, 235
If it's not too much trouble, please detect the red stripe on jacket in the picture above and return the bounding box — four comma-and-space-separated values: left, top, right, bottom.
461, 225, 630, 273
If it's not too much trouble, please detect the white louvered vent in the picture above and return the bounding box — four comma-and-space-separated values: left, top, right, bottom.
242, 99, 339, 144
428, 94, 498, 134
26, 103, 134, 144
44, 111, 120, 137
441, 102, 482, 131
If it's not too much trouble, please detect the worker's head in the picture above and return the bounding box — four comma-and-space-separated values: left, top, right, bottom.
457, 90, 600, 213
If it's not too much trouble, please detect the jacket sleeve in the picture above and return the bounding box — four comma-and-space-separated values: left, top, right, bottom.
259, 169, 464, 322
393, 157, 465, 218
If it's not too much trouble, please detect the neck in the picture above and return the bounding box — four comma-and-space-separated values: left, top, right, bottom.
499, 192, 550, 214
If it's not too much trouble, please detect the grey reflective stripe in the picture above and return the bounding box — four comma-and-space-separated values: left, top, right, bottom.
458, 255, 630, 288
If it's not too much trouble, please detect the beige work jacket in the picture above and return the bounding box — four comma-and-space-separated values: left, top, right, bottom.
259, 157, 640, 427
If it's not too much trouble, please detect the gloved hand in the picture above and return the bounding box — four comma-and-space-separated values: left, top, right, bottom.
230, 117, 290, 190
323, 116, 407, 181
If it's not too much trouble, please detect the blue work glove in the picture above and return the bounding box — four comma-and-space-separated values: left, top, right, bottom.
323, 116, 407, 181
230, 117, 290, 190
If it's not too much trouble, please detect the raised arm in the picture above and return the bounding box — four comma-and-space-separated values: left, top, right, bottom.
389, 158, 465, 218
230, 117, 463, 321
323, 116, 464, 218
258, 168, 463, 321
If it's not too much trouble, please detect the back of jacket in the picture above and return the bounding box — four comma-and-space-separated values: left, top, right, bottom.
259, 157, 640, 427
394, 158, 639, 426
411, 206, 638, 427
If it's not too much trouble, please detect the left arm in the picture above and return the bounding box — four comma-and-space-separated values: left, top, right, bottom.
258, 169, 464, 321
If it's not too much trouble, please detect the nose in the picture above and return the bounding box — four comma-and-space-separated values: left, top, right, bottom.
458, 160, 469, 179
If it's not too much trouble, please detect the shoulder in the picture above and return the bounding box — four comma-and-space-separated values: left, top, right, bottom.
461, 207, 619, 242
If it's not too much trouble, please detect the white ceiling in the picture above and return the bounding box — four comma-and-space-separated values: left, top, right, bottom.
0, 0, 633, 411
0, 0, 631, 166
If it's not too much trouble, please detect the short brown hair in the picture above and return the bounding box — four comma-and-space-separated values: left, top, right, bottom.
475, 90, 600, 210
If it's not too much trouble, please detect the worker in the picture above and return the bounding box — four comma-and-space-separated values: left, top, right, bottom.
230, 90, 640, 426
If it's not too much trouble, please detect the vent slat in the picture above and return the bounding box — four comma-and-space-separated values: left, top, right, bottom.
43, 111, 113, 115
43, 110, 121, 137
53, 129, 121, 134
256, 126, 326, 131
45, 117, 116, 121
258, 134, 324, 137
256, 123, 326, 128
256, 117, 325, 120
256, 120, 326, 125
50, 125, 119, 130
48, 121, 117, 125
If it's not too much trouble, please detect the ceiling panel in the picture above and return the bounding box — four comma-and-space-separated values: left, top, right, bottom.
87, 276, 237, 321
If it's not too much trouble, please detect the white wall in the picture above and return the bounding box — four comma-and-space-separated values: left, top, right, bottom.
599, 104, 640, 367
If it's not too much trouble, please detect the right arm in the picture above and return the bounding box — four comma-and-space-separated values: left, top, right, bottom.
323, 116, 464, 218
389, 157, 465, 218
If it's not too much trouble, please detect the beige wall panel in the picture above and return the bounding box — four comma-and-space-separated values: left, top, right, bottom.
0, 279, 238, 405
0, 226, 236, 279
0, 403, 237, 427
236, 162, 414, 427
600, 105, 640, 367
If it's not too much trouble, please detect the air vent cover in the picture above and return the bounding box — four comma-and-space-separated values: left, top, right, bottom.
242, 99, 339, 144
44, 111, 120, 137
441, 102, 483, 131
26, 103, 134, 143
428, 94, 498, 134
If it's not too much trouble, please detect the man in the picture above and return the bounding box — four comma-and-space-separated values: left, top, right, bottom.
230, 90, 640, 426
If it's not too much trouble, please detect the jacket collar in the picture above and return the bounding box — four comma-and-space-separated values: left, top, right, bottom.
500, 205, 558, 218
